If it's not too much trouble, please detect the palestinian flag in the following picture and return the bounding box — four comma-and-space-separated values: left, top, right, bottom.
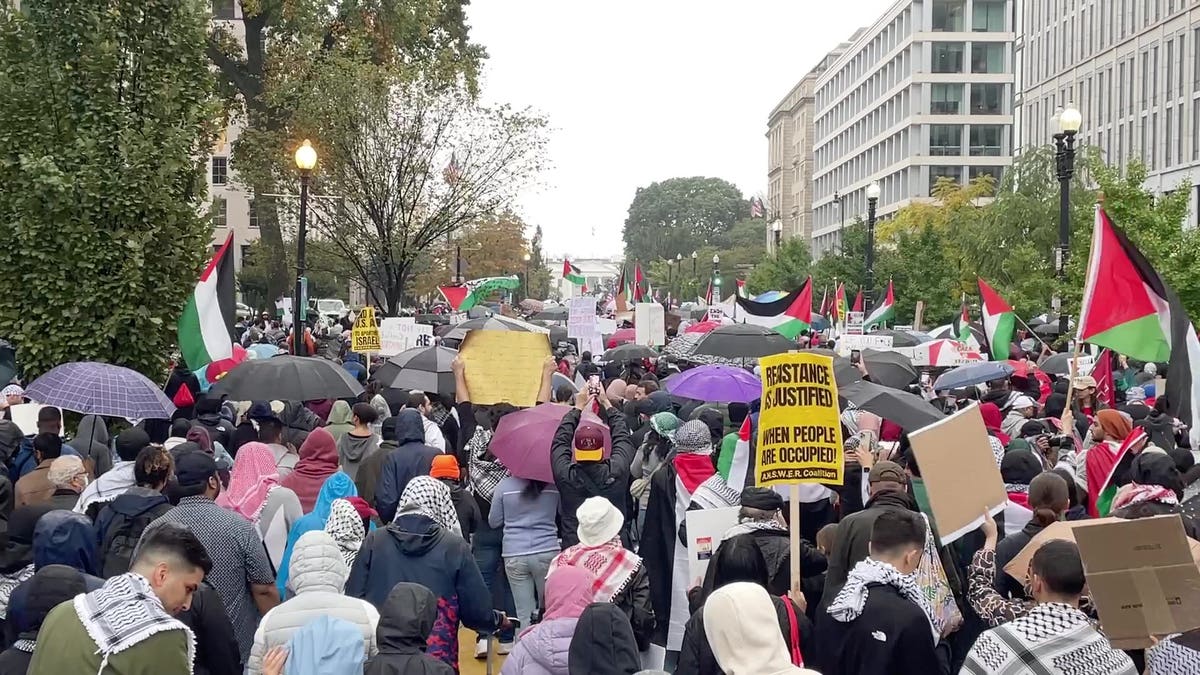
562, 259, 586, 285
1086, 429, 1147, 517
834, 283, 847, 324
978, 278, 1016, 361
851, 288, 864, 313
736, 279, 747, 298
615, 263, 630, 311
720, 416, 753, 490
954, 296, 972, 344
633, 263, 646, 302
727, 277, 812, 339
1079, 208, 1200, 442
178, 233, 236, 370
818, 286, 830, 318
438, 275, 520, 312
863, 280, 895, 329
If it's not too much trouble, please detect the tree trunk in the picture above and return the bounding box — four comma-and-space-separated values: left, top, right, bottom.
253, 185, 291, 305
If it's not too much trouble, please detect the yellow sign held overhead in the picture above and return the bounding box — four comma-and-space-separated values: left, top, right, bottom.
755, 352, 844, 487
351, 306, 381, 352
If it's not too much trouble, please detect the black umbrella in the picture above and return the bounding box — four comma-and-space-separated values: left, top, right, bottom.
694, 324, 795, 359
603, 343, 658, 362
806, 348, 864, 388
1039, 352, 1075, 375
210, 356, 364, 401
373, 346, 458, 394
662, 333, 744, 366
534, 306, 569, 322
838, 379, 943, 432
867, 329, 922, 348
444, 316, 538, 342
861, 349, 918, 389
1034, 322, 1062, 336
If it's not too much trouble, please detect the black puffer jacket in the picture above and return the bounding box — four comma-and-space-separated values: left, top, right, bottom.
364, 583, 454, 675
550, 407, 637, 548
713, 524, 828, 598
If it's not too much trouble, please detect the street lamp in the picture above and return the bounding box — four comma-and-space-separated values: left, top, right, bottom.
712, 254, 721, 301
675, 252, 682, 298
666, 257, 674, 296
292, 139, 317, 356
522, 253, 531, 300
1053, 105, 1082, 338
864, 181, 881, 314
771, 219, 783, 254
833, 190, 846, 247
691, 250, 698, 297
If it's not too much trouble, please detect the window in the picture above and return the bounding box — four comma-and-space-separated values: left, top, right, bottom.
929, 165, 963, 192
931, 83, 963, 114
210, 156, 227, 185
932, 0, 965, 31
1166, 107, 1174, 166
1166, 39, 1174, 98
969, 166, 1003, 187
211, 197, 227, 228
248, 199, 259, 228
212, 0, 235, 20
930, 125, 962, 156
1194, 101, 1199, 160
970, 83, 1004, 114
1151, 46, 1159, 104
1141, 52, 1149, 109
973, 0, 1005, 31
969, 125, 1004, 155
240, 245, 251, 267
970, 43, 1005, 73
932, 43, 965, 73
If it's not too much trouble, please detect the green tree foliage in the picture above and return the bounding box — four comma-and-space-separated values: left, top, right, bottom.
810, 220, 868, 301
526, 225, 554, 301
748, 239, 812, 293
622, 177, 749, 262
239, 239, 343, 313
0, 0, 219, 378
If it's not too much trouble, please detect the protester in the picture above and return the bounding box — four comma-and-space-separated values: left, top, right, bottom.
703, 582, 819, 675
276, 471, 358, 597
268, 615, 365, 675
250, 402, 299, 477
1086, 409, 1146, 516
149, 452, 279, 663
817, 510, 944, 674
75, 427, 151, 517
355, 415, 398, 506
39, 455, 89, 512
568, 603, 643, 675
27, 522, 212, 673
95, 445, 173, 578
347, 476, 509, 670
0, 506, 37, 629
552, 386, 637, 548
1138, 396, 1179, 451
722, 487, 827, 597
1001, 395, 1038, 439
247, 530, 379, 675
630, 410, 679, 544
1111, 450, 1200, 538
404, 391, 447, 452
431, 454, 479, 538
993, 471, 1069, 600
0, 565, 87, 672
277, 401, 322, 451
576, 351, 601, 381
549, 497, 654, 650
9, 408, 62, 481
187, 424, 234, 474
489, 473, 560, 636
338, 402, 380, 482
282, 427, 341, 512
979, 402, 1012, 446
962, 540, 1136, 674
67, 414, 109, 478
363, 583, 455, 675
375, 409, 442, 523
195, 397, 235, 451
500, 566, 595, 675
428, 394, 460, 455
1121, 385, 1152, 421
326, 400, 355, 441
324, 498, 368, 568
999, 447, 1042, 536
164, 418, 192, 452
28, 509, 101, 583
14, 433, 62, 507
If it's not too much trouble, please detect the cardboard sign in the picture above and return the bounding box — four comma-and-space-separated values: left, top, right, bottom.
351, 306, 381, 352
907, 403, 1007, 544
845, 311, 865, 335
840, 334, 893, 352
458, 330, 551, 407
635, 303, 666, 346
378, 317, 433, 356
1004, 518, 1123, 584
755, 352, 843, 486
568, 296, 597, 339
707, 307, 725, 323
1072, 515, 1200, 649
685, 506, 740, 584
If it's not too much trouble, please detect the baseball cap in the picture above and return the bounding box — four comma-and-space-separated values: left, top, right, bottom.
1073, 375, 1098, 389
175, 452, 218, 487
1010, 395, 1037, 411
430, 454, 460, 480
573, 423, 605, 462
868, 460, 906, 485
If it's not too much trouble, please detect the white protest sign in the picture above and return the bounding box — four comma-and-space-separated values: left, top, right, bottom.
596, 318, 618, 335
379, 317, 434, 356
685, 506, 741, 584
893, 324, 914, 332
635, 303, 666, 346
840, 334, 893, 352
568, 296, 597, 339
845, 310, 865, 335
707, 307, 725, 323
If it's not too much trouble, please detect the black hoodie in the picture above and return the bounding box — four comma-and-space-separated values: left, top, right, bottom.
568, 603, 642, 675
374, 411, 440, 523
364, 583, 454, 675
95, 486, 172, 578
821, 489, 921, 611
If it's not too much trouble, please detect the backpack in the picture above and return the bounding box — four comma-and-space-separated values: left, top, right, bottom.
98, 495, 171, 578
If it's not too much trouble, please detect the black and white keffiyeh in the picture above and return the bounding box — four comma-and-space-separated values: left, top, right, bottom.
74, 573, 195, 673
690, 473, 740, 510
1148, 633, 1200, 675
324, 498, 365, 568
962, 602, 1137, 675
827, 557, 938, 643
396, 475, 462, 536
722, 518, 786, 541
467, 427, 508, 503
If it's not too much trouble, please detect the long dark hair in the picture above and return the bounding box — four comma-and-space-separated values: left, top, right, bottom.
521, 479, 548, 500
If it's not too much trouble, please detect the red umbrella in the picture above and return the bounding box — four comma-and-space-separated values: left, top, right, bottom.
684, 321, 721, 334
606, 328, 636, 349
491, 404, 611, 483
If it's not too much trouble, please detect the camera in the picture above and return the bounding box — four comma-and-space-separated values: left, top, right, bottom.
1036, 434, 1071, 450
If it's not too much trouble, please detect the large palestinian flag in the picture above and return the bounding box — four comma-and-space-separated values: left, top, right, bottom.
178, 233, 236, 370
438, 275, 520, 312
863, 280, 895, 329
1079, 208, 1200, 444
978, 278, 1016, 361
562, 259, 585, 285
724, 277, 812, 339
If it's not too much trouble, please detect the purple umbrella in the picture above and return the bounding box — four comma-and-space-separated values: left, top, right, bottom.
664, 364, 762, 403
25, 362, 176, 420
491, 403, 611, 483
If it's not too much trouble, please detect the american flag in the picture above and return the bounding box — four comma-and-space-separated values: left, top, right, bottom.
443, 152, 462, 185
750, 196, 765, 219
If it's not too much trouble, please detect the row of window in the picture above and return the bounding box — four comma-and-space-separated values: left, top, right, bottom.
210, 197, 259, 229
932, 0, 1007, 33
816, 7, 913, 112
930, 124, 1007, 156
931, 82, 1008, 115
932, 42, 1006, 74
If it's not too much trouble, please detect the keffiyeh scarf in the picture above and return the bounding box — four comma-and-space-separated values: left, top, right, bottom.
324, 498, 366, 568
1112, 483, 1179, 511
962, 603, 1135, 675
722, 518, 786, 541
0, 565, 34, 619
467, 427, 508, 503
550, 536, 641, 602
397, 476, 462, 536
74, 461, 137, 515
828, 557, 938, 643
690, 473, 740, 510
216, 442, 281, 521
75, 573, 195, 673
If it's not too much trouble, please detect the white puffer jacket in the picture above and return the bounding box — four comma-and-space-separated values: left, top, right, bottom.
246, 530, 380, 674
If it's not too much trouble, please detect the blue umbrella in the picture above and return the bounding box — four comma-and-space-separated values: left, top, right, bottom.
247, 343, 283, 360
933, 361, 1015, 392
664, 364, 762, 403
753, 290, 785, 303
25, 362, 176, 419
810, 315, 830, 331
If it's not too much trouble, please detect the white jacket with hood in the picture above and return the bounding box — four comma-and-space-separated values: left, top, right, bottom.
246, 530, 380, 674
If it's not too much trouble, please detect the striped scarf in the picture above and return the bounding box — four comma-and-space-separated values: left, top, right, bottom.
74, 573, 195, 673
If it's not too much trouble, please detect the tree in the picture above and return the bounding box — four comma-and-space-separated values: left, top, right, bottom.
0, 0, 219, 378
408, 211, 532, 298
295, 61, 547, 314
526, 224, 553, 300
239, 239, 343, 313
622, 177, 748, 261
748, 239, 812, 293
211, 0, 486, 305
811, 220, 868, 302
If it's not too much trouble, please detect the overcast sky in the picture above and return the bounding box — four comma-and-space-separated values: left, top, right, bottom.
466, 0, 899, 259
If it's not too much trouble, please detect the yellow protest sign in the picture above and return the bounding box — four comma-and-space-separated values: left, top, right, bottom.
756, 352, 844, 486
459, 330, 551, 407
351, 306, 381, 352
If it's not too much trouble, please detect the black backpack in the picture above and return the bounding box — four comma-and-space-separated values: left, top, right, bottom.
98, 496, 171, 578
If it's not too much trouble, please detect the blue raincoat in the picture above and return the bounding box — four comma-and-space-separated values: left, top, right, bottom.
283, 615, 366, 675
276, 471, 358, 597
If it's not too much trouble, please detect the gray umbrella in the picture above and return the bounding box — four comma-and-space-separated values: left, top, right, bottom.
210, 356, 364, 401
443, 315, 538, 342
867, 329, 922, 348
373, 346, 459, 395
603, 343, 658, 362
861, 349, 918, 389
694, 324, 795, 359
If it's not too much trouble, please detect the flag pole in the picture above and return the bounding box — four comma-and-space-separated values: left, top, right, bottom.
1062, 194, 1103, 429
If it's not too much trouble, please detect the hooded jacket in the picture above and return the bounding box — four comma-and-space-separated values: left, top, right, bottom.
195, 407, 235, 452
327, 401, 355, 441
356, 417, 399, 507
247, 531, 379, 675
678, 592, 814, 675
346, 514, 499, 670
567, 603, 642, 675
364, 583, 455, 675
276, 471, 358, 597
338, 431, 380, 483
550, 406, 637, 548
32, 509, 99, 577
501, 567, 595, 675
283, 427, 342, 512
279, 401, 321, 450
280, 615, 367, 675
375, 411, 441, 523
68, 415, 110, 477
95, 486, 172, 578
704, 583, 815, 675
0, 564, 88, 674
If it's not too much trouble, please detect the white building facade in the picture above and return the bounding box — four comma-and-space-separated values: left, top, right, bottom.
809, 0, 1015, 256
1015, 0, 1200, 227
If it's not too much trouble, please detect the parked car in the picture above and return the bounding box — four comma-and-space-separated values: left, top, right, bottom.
314, 298, 349, 320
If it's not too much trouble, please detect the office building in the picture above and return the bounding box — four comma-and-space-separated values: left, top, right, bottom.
1015, 0, 1200, 226
807, 0, 1015, 256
